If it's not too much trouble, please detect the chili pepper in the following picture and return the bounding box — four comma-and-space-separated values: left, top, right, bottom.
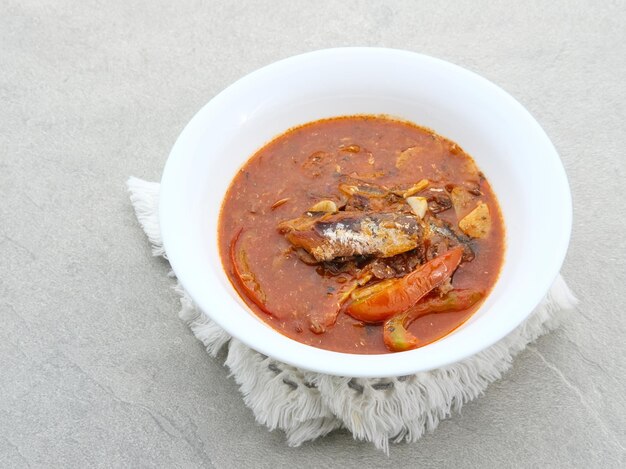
383, 317, 419, 352
345, 246, 464, 323
229, 228, 274, 317
383, 289, 485, 352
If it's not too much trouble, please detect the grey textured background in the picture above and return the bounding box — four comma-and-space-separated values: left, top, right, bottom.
1, 0, 625, 467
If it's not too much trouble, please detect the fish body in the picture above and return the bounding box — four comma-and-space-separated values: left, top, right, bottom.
279, 211, 422, 262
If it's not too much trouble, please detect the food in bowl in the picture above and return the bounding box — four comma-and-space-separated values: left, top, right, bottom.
218, 115, 504, 353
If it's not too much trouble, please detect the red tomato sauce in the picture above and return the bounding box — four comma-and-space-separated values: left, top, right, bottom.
218, 116, 504, 354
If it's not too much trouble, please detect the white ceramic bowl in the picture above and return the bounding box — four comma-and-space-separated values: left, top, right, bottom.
160, 48, 571, 377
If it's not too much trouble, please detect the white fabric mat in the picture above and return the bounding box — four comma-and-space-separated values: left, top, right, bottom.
127, 176, 578, 453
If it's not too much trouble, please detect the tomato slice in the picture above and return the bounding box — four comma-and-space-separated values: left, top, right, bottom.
229, 228, 275, 317
345, 246, 464, 323
383, 289, 484, 352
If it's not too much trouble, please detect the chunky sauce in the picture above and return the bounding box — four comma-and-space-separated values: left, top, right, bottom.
218, 116, 504, 354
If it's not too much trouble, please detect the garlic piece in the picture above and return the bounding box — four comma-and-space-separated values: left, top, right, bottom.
450, 186, 475, 219
406, 196, 428, 219
459, 202, 491, 238
308, 200, 338, 213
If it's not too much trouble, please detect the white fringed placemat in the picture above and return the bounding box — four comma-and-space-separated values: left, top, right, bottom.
127, 176, 578, 453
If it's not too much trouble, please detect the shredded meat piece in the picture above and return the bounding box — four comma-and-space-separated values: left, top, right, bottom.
316, 256, 371, 277
425, 217, 475, 262
367, 248, 425, 279
427, 194, 453, 213
344, 194, 371, 211
295, 248, 319, 265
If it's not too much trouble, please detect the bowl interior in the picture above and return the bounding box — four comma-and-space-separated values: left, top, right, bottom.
160, 48, 571, 377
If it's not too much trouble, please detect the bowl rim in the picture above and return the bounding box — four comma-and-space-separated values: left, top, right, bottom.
159, 47, 572, 377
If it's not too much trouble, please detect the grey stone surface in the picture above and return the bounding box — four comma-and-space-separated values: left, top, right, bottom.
1, 0, 625, 467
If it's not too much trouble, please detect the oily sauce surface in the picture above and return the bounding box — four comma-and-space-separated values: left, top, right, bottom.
219, 116, 504, 354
